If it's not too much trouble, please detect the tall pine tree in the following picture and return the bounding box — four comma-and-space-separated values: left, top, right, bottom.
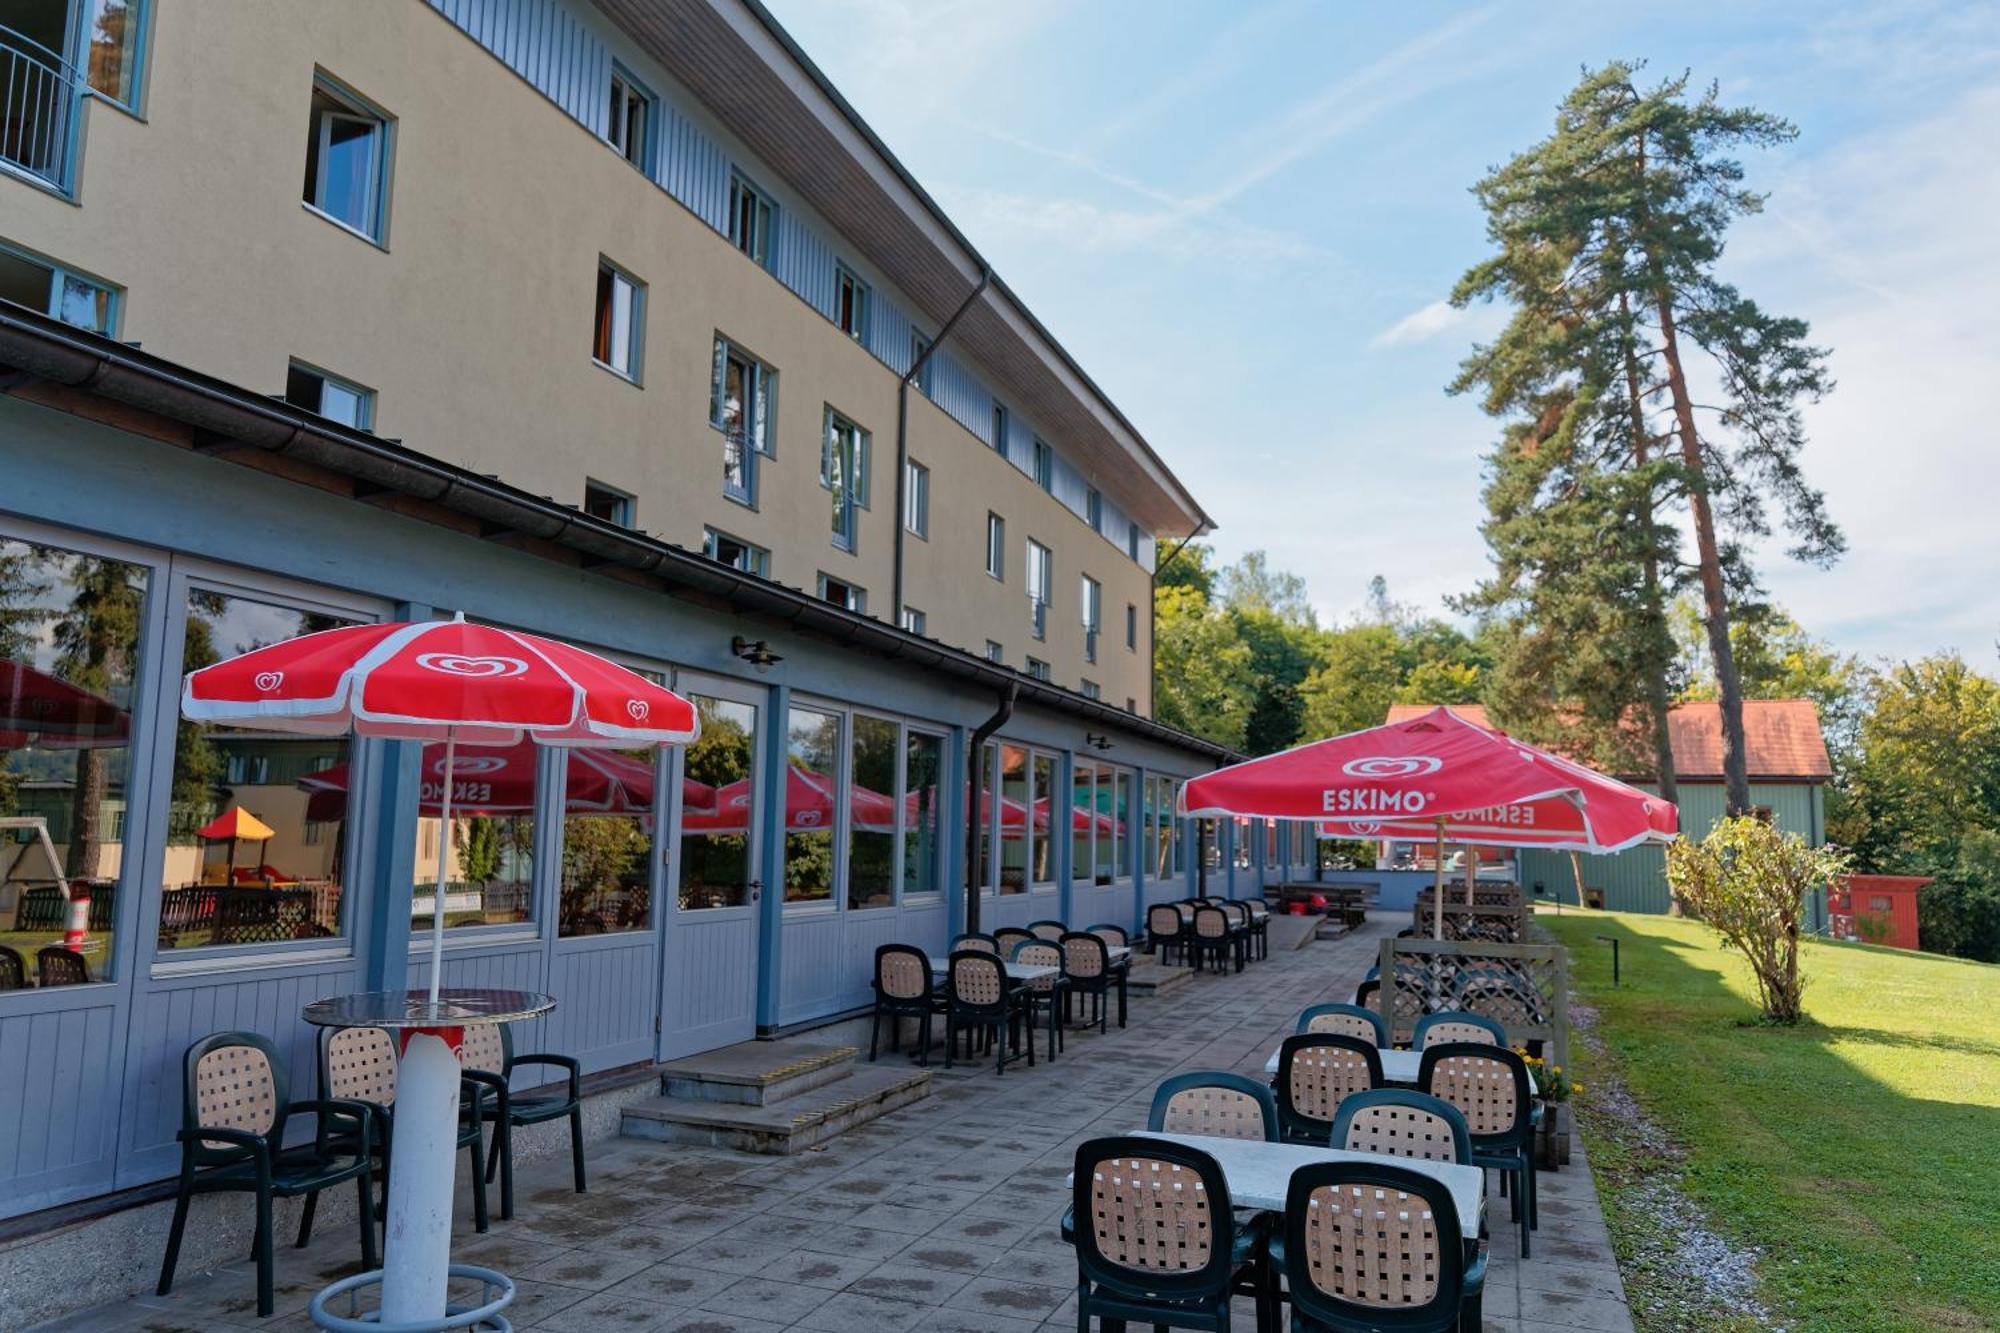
1453, 62, 1840, 812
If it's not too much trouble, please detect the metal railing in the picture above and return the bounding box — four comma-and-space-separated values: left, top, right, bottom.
0, 23, 79, 191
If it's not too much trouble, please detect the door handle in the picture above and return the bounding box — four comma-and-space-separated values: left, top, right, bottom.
748, 879, 763, 904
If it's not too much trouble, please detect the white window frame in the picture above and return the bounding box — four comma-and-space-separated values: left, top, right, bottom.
985, 513, 1005, 581
285, 359, 375, 431
728, 172, 775, 269
304, 73, 393, 244
834, 263, 870, 342
1026, 539, 1051, 641
903, 459, 929, 539
583, 479, 635, 527
712, 334, 776, 507
0, 239, 121, 335
605, 64, 655, 171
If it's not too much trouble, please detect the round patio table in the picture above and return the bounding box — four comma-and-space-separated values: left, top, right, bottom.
302, 988, 554, 1329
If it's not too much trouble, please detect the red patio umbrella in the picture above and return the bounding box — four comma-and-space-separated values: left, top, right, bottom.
297, 740, 715, 820
0, 659, 129, 749
1180, 706, 1676, 936
184, 613, 700, 1001
683, 765, 897, 834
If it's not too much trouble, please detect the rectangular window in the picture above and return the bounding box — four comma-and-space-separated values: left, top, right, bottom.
909, 332, 933, 396
849, 714, 897, 910
304, 75, 391, 241
84, 0, 148, 108
985, 640, 1004, 663
1025, 656, 1051, 682
0, 241, 118, 334
583, 480, 634, 527
606, 65, 654, 170
903, 730, 943, 898
1081, 679, 1101, 700
284, 361, 374, 430
1072, 761, 1098, 884
834, 264, 869, 341
679, 695, 756, 909
991, 401, 1009, 453
1126, 697, 1137, 713
1026, 539, 1051, 640
593, 260, 645, 382
998, 744, 1029, 895
822, 408, 869, 551
711, 335, 776, 505
0, 535, 149, 982
1081, 575, 1101, 663
899, 607, 926, 635
728, 173, 773, 268
817, 572, 864, 613
559, 745, 655, 935
167, 590, 368, 949
1086, 487, 1103, 533
703, 527, 769, 577
1126, 602, 1138, 651
903, 460, 929, 539
1128, 526, 1142, 562
783, 706, 839, 904
985, 513, 1005, 581
1032, 439, 1053, 492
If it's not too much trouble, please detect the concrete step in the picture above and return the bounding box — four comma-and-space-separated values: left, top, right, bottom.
1124, 961, 1192, 997
657, 1037, 858, 1106
621, 1064, 931, 1155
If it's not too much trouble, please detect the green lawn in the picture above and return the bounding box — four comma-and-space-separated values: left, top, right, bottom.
1543, 911, 2000, 1332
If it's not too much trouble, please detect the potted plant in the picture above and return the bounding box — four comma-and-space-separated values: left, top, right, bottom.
1517, 1048, 1580, 1168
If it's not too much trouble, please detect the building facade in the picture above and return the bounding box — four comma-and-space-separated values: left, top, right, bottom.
0, 0, 1310, 1252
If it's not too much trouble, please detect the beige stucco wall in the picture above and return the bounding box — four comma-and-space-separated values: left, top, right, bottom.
0, 0, 1154, 711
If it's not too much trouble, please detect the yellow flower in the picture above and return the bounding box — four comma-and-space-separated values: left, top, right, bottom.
1571, 1081, 1584, 1095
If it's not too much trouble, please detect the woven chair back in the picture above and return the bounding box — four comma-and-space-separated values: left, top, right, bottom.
949, 952, 1005, 1006
326, 1026, 398, 1106
0, 946, 22, 990
1062, 933, 1106, 978
1285, 1044, 1376, 1121
1029, 922, 1066, 941
1148, 905, 1181, 935
1341, 1103, 1464, 1163
877, 948, 930, 1001
36, 946, 88, 986
1085, 1153, 1215, 1274
1014, 941, 1063, 991
1160, 1085, 1269, 1140
461, 1023, 505, 1076
1194, 907, 1228, 939
196, 1042, 279, 1146
1420, 1019, 1499, 1049
952, 934, 997, 955
1300, 1180, 1444, 1307
1306, 1011, 1380, 1043
1428, 1052, 1520, 1136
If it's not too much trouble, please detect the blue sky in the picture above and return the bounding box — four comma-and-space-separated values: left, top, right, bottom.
765, 0, 2000, 665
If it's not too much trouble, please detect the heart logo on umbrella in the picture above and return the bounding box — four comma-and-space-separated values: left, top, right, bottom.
415, 653, 528, 678
254, 671, 284, 692
435, 754, 508, 775
626, 699, 650, 721
1341, 755, 1443, 778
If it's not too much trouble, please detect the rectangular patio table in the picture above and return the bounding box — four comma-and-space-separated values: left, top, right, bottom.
926, 955, 1059, 983
1264, 1045, 1423, 1083
1070, 1130, 1484, 1233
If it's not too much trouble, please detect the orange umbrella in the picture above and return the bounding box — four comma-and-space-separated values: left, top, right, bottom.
196, 806, 276, 883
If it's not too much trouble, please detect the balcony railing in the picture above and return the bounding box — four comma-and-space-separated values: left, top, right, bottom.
0, 24, 79, 192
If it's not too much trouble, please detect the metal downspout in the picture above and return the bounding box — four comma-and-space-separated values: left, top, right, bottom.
964, 681, 1016, 935
893, 270, 990, 624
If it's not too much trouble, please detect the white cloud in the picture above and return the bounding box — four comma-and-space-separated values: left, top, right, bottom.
943, 186, 1321, 265
1372, 299, 1472, 347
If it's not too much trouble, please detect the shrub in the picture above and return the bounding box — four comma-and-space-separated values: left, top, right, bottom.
1665, 815, 1851, 1024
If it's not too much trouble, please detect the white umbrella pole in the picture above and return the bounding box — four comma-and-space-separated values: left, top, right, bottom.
1432, 817, 1445, 940
427, 731, 453, 1007
1465, 845, 1476, 906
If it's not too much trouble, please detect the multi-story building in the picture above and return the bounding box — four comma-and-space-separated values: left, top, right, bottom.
0, 0, 1314, 1299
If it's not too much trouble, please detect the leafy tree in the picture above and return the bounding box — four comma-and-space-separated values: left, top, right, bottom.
1834, 655, 2000, 875
1667, 814, 1850, 1024
1154, 541, 1216, 601
1672, 597, 1869, 765
1218, 551, 1315, 626
54, 557, 143, 879
1454, 61, 1841, 814
1298, 624, 1401, 740
1152, 583, 1255, 751
458, 816, 503, 884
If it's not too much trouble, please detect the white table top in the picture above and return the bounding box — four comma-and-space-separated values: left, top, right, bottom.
1264, 1045, 1423, 1083
928, 956, 1060, 982
1114, 1131, 1484, 1232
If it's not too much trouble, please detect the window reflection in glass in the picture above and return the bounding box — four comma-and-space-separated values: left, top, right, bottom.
970, 742, 993, 893
997, 744, 1028, 895
164, 590, 356, 950
0, 538, 146, 985
1111, 769, 1130, 880
848, 715, 895, 909
403, 742, 534, 933
679, 696, 755, 909
783, 707, 839, 904
560, 747, 654, 935
1031, 753, 1055, 886
902, 731, 941, 898
1072, 761, 1096, 884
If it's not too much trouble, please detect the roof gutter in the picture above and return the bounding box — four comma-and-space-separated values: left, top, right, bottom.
894, 268, 989, 625
0, 306, 1238, 762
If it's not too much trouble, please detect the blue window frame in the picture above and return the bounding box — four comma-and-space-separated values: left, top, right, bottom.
593, 259, 646, 383
909, 332, 933, 396
1032, 439, 1053, 492
0, 240, 118, 334
728, 172, 774, 269
712, 335, 776, 506
606, 64, 656, 171
1086, 487, 1103, 533
304, 74, 393, 243
991, 401, 1008, 453
835, 264, 869, 342
79, 0, 149, 111
822, 407, 870, 552
285, 360, 374, 430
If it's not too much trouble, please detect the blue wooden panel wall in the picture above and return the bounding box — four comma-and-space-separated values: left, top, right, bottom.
0, 998, 122, 1214
427, 0, 609, 129
547, 936, 656, 1070
658, 99, 731, 232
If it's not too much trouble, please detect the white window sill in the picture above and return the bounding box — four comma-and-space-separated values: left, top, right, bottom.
153, 943, 355, 980
302, 201, 389, 251
591, 356, 644, 387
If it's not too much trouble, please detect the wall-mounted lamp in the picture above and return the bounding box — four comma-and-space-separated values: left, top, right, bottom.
1084, 733, 1114, 751
730, 636, 783, 673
